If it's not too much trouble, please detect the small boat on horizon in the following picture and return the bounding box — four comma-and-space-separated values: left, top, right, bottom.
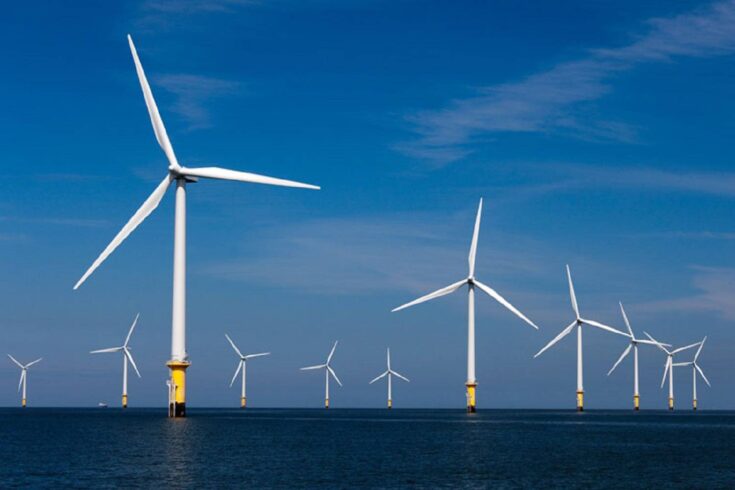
98, 402, 108, 408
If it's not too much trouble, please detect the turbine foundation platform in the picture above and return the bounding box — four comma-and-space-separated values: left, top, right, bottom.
122, 394, 128, 409
693, 399, 697, 411
466, 383, 477, 413
21, 398, 26, 408
241, 397, 247, 409
633, 394, 639, 411
325, 398, 329, 409
167, 360, 190, 418
576, 391, 584, 412
668, 397, 674, 411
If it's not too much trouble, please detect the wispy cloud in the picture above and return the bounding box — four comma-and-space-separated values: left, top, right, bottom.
638, 266, 735, 321
156, 74, 242, 130
142, 0, 257, 15
0, 216, 108, 228
400, 1, 735, 164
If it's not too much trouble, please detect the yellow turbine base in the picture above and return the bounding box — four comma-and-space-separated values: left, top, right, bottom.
387, 399, 392, 409
241, 397, 247, 409
167, 360, 190, 418
325, 398, 329, 409
21, 398, 26, 408
577, 391, 584, 412
633, 395, 639, 411
668, 397, 674, 411
466, 383, 477, 413
693, 399, 697, 411
122, 394, 128, 409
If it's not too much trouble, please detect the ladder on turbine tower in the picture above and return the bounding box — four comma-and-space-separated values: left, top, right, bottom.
167, 379, 177, 418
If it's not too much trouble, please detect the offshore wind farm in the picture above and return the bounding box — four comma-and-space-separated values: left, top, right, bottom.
2, 1, 735, 488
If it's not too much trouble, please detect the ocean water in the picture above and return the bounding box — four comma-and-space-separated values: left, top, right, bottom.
1, 408, 733, 488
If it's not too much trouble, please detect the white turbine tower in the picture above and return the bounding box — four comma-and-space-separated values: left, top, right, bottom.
672, 336, 710, 411
607, 303, 668, 410
369, 348, 409, 409
73, 35, 319, 418
7, 355, 42, 408
300, 341, 341, 409
644, 331, 701, 411
225, 334, 270, 409
90, 313, 142, 408
392, 198, 539, 412
534, 266, 628, 411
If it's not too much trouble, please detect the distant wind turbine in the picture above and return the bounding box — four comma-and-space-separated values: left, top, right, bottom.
392, 198, 539, 412
73, 35, 319, 418
535, 266, 628, 411
7, 355, 42, 408
644, 331, 701, 410
369, 348, 409, 409
225, 334, 270, 408
301, 341, 341, 409
672, 336, 710, 411
607, 303, 669, 410
90, 313, 141, 408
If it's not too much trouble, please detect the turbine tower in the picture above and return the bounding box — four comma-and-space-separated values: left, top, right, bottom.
7, 355, 42, 408
300, 341, 341, 408
73, 35, 319, 418
392, 198, 539, 412
535, 266, 628, 411
607, 303, 668, 410
369, 348, 409, 409
672, 336, 710, 411
644, 331, 701, 410
90, 313, 142, 408
225, 334, 270, 408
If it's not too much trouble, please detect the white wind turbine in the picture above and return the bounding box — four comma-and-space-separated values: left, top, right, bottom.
672, 336, 710, 411
534, 266, 629, 411
225, 334, 270, 409
7, 355, 42, 408
73, 35, 319, 418
300, 341, 341, 409
607, 303, 668, 410
392, 198, 539, 412
369, 348, 409, 409
644, 331, 702, 411
90, 313, 142, 408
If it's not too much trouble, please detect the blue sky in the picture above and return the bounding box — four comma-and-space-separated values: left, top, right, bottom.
0, 0, 734, 408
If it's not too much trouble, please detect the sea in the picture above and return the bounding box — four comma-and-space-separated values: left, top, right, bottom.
1, 408, 733, 488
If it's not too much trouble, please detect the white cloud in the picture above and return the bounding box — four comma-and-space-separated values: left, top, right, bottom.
156, 74, 241, 130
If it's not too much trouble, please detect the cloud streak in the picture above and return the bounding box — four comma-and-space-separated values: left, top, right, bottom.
156, 74, 241, 130
400, 1, 735, 164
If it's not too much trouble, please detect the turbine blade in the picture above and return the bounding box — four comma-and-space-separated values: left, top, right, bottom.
607, 344, 632, 376
300, 364, 326, 371
224, 334, 244, 358
327, 341, 338, 364
328, 366, 342, 387
534, 321, 577, 358
643, 331, 670, 354
672, 341, 702, 355
581, 318, 628, 337
468, 198, 483, 277
90, 347, 124, 354
695, 364, 711, 387
7, 354, 23, 369
672, 362, 692, 367
127, 35, 179, 169
387, 348, 391, 370
661, 357, 671, 388
566, 265, 579, 318
694, 336, 707, 362
124, 349, 141, 378
391, 370, 410, 383
369, 371, 389, 384
230, 361, 243, 387
635, 339, 670, 347
619, 302, 634, 337
124, 313, 140, 347
244, 352, 270, 360
18, 370, 25, 392
25, 358, 43, 368
74, 175, 173, 289
392, 279, 468, 312
473, 280, 539, 329
181, 167, 319, 190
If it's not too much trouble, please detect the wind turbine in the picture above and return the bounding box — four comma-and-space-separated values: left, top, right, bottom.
7, 355, 42, 408
300, 341, 341, 409
534, 266, 628, 411
644, 331, 701, 410
72, 35, 319, 418
673, 336, 710, 411
392, 198, 539, 412
225, 334, 270, 408
90, 313, 142, 408
369, 348, 409, 409
607, 303, 668, 410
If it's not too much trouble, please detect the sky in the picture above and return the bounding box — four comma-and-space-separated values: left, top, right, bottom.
0, 0, 734, 409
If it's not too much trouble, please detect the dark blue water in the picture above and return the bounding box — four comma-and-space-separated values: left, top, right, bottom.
1, 408, 733, 488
